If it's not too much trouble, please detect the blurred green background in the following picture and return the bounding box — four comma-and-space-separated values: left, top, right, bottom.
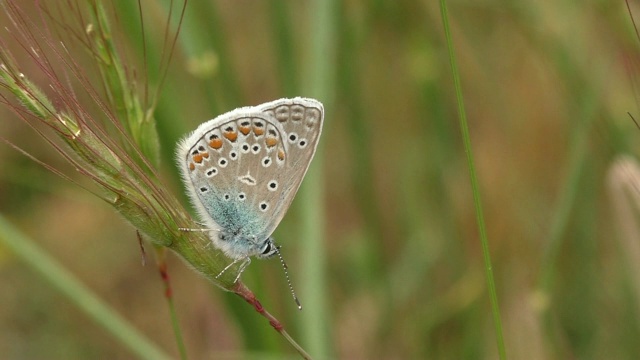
1, 0, 640, 359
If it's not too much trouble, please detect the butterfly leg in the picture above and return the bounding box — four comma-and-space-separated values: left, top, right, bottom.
178, 227, 219, 232
233, 257, 252, 283
215, 257, 240, 279
178, 221, 219, 232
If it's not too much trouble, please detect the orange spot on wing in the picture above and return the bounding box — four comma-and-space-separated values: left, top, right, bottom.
223, 131, 238, 142
253, 127, 264, 136
265, 137, 278, 147
189, 163, 195, 171
209, 138, 223, 149
278, 149, 285, 161
201, 151, 209, 159
239, 126, 251, 135
193, 154, 204, 164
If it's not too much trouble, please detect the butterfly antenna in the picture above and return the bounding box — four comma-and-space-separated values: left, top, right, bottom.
275, 246, 302, 310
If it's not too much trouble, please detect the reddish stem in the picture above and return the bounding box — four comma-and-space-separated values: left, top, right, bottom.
158, 261, 172, 299
232, 282, 312, 359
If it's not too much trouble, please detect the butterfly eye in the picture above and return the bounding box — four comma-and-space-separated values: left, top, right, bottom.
260, 238, 277, 257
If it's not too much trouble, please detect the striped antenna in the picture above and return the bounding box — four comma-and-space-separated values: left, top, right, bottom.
275, 246, 301, 310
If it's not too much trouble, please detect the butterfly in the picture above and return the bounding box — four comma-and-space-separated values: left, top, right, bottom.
176, 97, 323, 306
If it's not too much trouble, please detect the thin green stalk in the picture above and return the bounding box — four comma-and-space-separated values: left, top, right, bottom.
299, 0, 335, 358
155, 247, 188, 360
537, 124, 590, 292
532, 28, 600, 295
269, 0, 298, 97
530, 37, 600, 357
88, 1, 161, 168
0, 214, 173, 360
439, 1, 507, 359
182, 1, 244, 107
335, 1, 384, 284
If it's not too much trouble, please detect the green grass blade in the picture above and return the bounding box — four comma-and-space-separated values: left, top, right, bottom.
299, 0, 336, 358
0, 214, 173, 360
439, 1, 507, 358
268, 0, 299, 97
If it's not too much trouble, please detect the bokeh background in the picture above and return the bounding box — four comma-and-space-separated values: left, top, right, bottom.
1, 0, 640, 359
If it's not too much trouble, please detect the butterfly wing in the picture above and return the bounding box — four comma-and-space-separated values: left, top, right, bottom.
177, 97, 323, 255
255, 97, 324, 236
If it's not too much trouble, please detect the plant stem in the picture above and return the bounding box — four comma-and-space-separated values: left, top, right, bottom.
439, 1, 507, 358
0, 214, 173, 360
233, 282, 313, 360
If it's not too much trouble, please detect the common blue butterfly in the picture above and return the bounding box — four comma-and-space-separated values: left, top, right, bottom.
177, 97, 323, 306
